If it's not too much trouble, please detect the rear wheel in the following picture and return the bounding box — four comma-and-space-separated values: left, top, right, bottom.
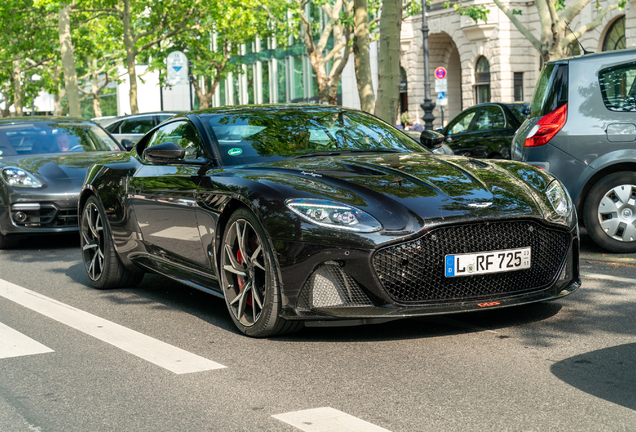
80, 195, 144, 289
220, 208, 302, 337
584, 171, 636, 253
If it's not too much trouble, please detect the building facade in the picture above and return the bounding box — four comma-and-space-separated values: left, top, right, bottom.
400, 0, 636, 129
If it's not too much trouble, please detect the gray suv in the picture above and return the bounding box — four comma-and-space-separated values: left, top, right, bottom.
512, 49, 636, 252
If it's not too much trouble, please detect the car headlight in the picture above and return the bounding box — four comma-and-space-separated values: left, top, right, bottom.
1, 167, 43, 188
286, 198, 382, 232
546, 180, 571, 217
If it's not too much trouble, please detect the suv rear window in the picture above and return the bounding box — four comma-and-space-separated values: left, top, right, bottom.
529, 64, 568, 117
599, 61, 636, 111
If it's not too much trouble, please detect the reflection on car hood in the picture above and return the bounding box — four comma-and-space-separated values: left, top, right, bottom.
0, 152, 121, 187
239, 153, 550, 230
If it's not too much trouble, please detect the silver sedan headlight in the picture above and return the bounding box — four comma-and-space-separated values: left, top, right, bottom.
1, 167, 43, 188
286, 198, 382, 232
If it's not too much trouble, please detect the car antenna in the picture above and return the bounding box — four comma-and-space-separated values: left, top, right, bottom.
565, 22, 594, 55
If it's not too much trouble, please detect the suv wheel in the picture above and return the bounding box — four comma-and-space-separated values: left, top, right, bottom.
584, 171, 636, 253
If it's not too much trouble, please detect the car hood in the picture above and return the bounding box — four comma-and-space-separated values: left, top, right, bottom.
0, 152, 122, 189
235, 153, 555, 232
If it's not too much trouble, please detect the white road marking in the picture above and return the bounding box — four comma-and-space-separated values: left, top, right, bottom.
0, 322, 54, 360
0, 278, 225, 374
273, 408, 391, 432
582, 272, 636, 284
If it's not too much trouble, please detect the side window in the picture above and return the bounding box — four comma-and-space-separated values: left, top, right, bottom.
599, 61, 636, 112
105, 121, 121, 133
448, 110, 477, 135
120, 117, 155, 134
146, 121, 206, 161
472, 106, 506, 131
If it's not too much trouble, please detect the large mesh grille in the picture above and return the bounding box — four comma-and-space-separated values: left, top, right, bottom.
297, 262, 373, 310
372, 220, 571, 303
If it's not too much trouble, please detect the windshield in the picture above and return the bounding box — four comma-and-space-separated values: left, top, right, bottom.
0, 122, 121, 156
204, 108, 427, 166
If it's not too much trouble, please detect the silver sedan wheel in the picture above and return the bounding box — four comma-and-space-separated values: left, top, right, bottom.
597, 183, 636, 242
81, 202, 105, 280
221, 218, 268, 327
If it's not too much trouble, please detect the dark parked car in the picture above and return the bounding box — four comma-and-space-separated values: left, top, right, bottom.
79, 105, 580, 337
512, 48, 636, 252
97, 112, 177, 148
441, 102, 528, 159
0, 117, 123, 248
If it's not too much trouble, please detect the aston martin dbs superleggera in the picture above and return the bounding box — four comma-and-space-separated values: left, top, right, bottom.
79, 105, 580, 337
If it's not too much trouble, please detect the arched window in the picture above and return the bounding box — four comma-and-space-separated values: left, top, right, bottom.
475, 56, 491, 104
603, 16, 625, 52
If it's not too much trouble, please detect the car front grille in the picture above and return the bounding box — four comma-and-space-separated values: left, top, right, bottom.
372, 220, 571, 304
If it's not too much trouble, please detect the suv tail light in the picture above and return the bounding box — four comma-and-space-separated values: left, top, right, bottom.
524, 103, 568, 147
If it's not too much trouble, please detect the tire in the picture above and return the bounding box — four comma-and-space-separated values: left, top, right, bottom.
583, 171, 636, 253
0, 231, 15, 249
220, 208, 303, 337
80, 195, 144, 289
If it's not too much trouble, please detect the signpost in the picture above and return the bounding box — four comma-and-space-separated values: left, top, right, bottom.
167, 51, 188, 86
435, 67, 448, 126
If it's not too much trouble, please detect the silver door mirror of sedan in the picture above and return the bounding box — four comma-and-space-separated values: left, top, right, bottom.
143, 142, 185, 163
120, 139, 136, 151
420, 130, 445, 149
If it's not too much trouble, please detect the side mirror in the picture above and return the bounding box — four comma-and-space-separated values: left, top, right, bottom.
143, 142, 185, 163
420, 130, 445, 150
120, 139, 136, 150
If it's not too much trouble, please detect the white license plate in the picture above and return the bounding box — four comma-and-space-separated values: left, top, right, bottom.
445, 247, 531, 277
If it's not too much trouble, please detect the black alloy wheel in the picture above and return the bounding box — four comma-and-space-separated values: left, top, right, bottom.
584, 171, 636, 253
220, 208, 302, 337
80, 195, 143, 289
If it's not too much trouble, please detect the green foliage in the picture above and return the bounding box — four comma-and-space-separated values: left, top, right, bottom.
443, 1, 489, 23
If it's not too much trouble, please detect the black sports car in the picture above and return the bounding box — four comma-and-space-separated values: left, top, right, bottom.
79, 105, 580, 337
0, 117, 123, 248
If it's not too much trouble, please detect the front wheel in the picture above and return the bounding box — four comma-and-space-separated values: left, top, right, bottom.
0, 231, 15, 249
80, 195, 144, 289
220, 208, 302, 337
583, 171, 636, 253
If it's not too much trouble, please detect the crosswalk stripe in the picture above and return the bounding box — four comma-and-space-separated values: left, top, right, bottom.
0, 278, 226, 374
0, 322, 54, 360
272, 408, 391, 432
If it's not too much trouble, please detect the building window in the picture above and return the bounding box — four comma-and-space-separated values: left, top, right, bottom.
603, 16, 625, 52
514, 72, 524, 101
475, 56, 491, 104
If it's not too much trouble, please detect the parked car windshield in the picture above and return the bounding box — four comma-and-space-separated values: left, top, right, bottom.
204, 108, 427, 166
0, 121, 122, 156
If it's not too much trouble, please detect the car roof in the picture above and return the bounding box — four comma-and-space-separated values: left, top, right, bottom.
551, 47, 636, 64
0, 116, 96, 126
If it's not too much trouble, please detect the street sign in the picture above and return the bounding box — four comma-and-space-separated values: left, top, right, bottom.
435, 78, 447, 92
435, 67, 447, 80
437, 92, 448, 106
167, 51, 188, 85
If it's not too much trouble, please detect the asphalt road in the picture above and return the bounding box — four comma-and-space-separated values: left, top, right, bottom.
0, 232, 635, 431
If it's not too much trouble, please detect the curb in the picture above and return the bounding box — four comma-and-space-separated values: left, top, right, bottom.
580, 253, 636, 265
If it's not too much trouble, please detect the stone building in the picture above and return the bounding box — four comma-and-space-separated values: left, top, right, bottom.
400, 0, 636, 129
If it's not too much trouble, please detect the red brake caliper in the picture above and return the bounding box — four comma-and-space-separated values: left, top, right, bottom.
236, 249, 253, 306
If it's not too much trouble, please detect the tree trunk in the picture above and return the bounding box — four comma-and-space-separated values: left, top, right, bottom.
122, 0, 139, 114
58, 4, 81, 117
12, 59, 23, 116
353, 0, 375, 113
90, 59, 103, 117
374, 0, 402, 123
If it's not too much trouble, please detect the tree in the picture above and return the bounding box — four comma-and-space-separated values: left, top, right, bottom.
449, 0, 627, 61
109, 0, 200, 114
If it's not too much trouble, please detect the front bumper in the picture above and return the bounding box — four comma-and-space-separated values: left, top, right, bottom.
276, 219, 580, 323
0, 193, 79, 236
